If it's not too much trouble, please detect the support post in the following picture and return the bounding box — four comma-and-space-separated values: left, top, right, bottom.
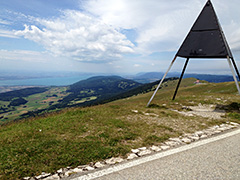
227, 56, 240, 95
230, 57, 240, 81
172, 58, 190, 100
146, 55, 177, 107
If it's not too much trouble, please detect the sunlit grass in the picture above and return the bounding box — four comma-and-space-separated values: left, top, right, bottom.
0, 79, 240, 179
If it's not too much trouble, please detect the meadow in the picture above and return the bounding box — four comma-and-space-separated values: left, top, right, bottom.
0, 78, 239, 179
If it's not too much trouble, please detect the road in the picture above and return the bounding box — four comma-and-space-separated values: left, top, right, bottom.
70, 128, 240, 180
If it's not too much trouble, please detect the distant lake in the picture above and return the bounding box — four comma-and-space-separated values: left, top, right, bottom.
0, 75, 92, 86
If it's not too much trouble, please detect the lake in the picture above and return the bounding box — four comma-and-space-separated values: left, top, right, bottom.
0, 75, 92, 86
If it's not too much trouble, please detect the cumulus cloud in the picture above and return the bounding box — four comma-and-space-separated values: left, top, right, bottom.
11, 0, 240, 64
15, 10, 134, 62
84, 0, 240, 53
84, 0, 203, 53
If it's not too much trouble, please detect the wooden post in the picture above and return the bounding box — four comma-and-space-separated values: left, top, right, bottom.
172, 58, 190, 100
227, 56, 240, 95
146, 55, 177, 107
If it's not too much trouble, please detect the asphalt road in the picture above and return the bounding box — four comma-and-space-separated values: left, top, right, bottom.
71, 128, 240, 180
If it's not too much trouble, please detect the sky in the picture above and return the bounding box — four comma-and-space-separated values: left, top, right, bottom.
0, 0, 240, 75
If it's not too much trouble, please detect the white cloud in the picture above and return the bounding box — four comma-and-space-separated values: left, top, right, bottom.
15, 10, 134, 62
0, 18, 11, 25
83, 0, 203, 54
0, 29, 18, 38
0, 49, 51, 62
84, 0, 240, 53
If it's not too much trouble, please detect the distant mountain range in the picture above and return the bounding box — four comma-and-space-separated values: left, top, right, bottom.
128, 72, 239, 83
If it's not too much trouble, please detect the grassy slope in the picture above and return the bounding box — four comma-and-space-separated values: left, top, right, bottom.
0, 78, 240, 179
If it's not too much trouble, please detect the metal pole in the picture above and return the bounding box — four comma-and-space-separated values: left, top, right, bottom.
230, 57, 240, 81
146, 55, 177, 107
227, 56, 240, 95
172, 58, 190, 100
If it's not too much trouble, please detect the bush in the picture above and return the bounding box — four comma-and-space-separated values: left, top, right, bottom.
9, 97, 28, 107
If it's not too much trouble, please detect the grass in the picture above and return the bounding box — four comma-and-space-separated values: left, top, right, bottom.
0, 79, 240, 179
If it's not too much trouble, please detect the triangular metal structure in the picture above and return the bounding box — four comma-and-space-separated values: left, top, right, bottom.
147, 0, 240, 107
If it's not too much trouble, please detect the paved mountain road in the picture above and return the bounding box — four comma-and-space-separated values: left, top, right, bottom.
70, 128, 240, 180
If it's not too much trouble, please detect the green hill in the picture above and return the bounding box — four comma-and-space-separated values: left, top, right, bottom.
0, 76, 142, 123
60, 76, 142, 107
0, 78, 240, 179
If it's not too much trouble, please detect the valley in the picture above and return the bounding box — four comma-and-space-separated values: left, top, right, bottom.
0, 76, 142, 124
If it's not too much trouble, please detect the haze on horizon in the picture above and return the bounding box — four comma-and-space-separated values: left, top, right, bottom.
0, 0, 240, 76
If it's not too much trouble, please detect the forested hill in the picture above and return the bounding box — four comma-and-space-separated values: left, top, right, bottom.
0, 87, 48, 101
69, 76, 140, 94
52, 76, 142, 108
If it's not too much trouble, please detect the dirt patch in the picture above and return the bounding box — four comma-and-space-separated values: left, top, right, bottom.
172, 104, 226, 119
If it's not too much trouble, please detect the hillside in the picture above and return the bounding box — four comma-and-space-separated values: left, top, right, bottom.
0, 76, 142, 123
0, 78, 239, 179
60, 76, 142, 107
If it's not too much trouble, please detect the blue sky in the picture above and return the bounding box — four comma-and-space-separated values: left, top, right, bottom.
0, 0, 240, 75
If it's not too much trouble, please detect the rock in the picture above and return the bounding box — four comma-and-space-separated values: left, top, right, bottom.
131, 149, 140, 154
138, 147, 147, 151
181, 138, 192, 144
165, 141, 180, 147
65, 170, 74, 177
57, 168, 63, 174
84, 166, 95, 171
160, 145, 170, 150
195, 131, 204, 137
200, 134, 208, 139
39, 172, 51, 179
72, 168, 83, 173
150, 145, 162, 152
169, 138, 182, 144
213, 130, 221, 134
94, 162, 105, 168
217, 127, 227, 132
137, 149, 152, 157
131, 110, 138, 113
230, 122, 239, 126
23, 177, 30, 180
114, 157, 124, 163
188, 135, 199, 141
105, 157, 124, 165
203, 130, 214, 136
127, 153, 138, 160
